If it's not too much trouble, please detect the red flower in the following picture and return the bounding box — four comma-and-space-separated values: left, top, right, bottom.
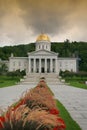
50, 108, 59, 115
53, 126, 58, 130
0, 116, 5, 128
0, 117, 5, 123
57, 118, 66, 129
40, 80, 45, 82
6, 112, 10, 120
0, 123, 3, 129
12, 99, 25, 111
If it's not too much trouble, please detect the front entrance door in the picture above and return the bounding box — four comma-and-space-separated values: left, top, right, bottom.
41, 67, 45, 73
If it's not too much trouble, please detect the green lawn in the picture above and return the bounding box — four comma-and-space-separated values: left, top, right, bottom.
64, 77, 87, 89
68, 81, 87, 89
0, 76, 20, 88
56, 100, 81, 130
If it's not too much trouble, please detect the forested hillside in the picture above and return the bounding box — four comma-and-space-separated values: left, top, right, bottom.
0, 41, 87, 71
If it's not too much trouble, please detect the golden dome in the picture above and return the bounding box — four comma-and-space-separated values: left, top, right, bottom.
36, 34, 50, 42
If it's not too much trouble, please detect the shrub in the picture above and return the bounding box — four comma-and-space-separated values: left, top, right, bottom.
7, 69, 26, 77
59, 70, 87, 78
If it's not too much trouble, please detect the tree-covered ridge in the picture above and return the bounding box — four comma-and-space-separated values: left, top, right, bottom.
0, 43, 35, 60
0, 41, 87, 71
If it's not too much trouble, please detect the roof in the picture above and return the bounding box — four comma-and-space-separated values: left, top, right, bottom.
36, 34, 50, 42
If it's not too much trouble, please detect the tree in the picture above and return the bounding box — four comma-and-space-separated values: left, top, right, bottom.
0, 63, 8, 75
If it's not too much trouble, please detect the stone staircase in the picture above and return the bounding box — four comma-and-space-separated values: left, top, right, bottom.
20, 73, 63, 85
20, 73, 40, 85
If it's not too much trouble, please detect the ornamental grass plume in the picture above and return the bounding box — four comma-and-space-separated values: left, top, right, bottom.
0, 105, 30, 130
23, 81, 56, 110
23, 109, 59, 129
24, 89, 56, 110
0, 106, 65, 130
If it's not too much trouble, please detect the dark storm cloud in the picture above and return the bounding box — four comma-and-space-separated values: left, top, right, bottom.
17, 0, 87, 35
0, 0, 87, 35
17, 0, 73, 34
0, 0, 87, 46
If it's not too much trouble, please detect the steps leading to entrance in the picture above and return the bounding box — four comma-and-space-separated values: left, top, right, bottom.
20, 73, 63, 85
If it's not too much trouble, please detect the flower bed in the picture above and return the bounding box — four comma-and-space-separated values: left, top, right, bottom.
0, 80, 66, 130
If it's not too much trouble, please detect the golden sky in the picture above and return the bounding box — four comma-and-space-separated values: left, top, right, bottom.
0, 0, 87, 46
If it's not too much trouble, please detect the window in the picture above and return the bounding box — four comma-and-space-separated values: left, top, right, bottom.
60, 62, 62, 67
42, 45, 44, 49
53, 68, 55, 72
24, 63, 26, 67
13, 61, 15, 66
13, 68, 15, 71
71, 69, 73, 72
31, 68, 33, 72
19, 61, 21, 66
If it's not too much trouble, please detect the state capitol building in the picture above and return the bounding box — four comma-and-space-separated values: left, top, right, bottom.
9, 34, 78, 75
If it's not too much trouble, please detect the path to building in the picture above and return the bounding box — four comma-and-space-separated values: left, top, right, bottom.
0, 80, 87, 130
0, 84, 35, 109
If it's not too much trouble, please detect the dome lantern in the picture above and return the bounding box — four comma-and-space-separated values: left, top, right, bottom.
36, 34, 51, 51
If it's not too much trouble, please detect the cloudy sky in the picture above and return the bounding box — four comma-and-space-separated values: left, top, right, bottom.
0, 0, 87, 47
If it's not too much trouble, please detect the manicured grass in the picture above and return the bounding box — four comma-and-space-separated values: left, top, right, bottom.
64, 76, 87, 89
68, 81, 87, 89
0, 76, 20, 88
56, 100, 81, 130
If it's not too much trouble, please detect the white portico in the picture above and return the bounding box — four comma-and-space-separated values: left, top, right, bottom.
28, 34, 58, 74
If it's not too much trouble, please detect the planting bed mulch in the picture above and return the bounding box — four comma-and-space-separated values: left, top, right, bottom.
0, 80, 66, 130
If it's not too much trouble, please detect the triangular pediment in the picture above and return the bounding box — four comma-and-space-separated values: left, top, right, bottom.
28, 50, 58, 56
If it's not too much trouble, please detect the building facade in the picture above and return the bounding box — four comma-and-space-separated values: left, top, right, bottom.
9, 34, 78, 75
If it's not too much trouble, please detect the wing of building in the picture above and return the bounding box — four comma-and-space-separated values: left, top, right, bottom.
9, 34, 79, 75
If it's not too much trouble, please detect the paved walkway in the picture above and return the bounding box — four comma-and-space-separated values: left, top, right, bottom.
0, 83, 87, 130
0, 84, 35, 109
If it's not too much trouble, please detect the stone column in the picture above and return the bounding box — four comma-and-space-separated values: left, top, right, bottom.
34, 58, 36, 73
55, 58, 58, 73
45, 58, 47, 73
39, 58, 41, 73
50, 58, 53, 73
29, 58, 31, 73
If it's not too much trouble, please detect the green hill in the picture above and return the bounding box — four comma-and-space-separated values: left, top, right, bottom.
0, 41, 87, 71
